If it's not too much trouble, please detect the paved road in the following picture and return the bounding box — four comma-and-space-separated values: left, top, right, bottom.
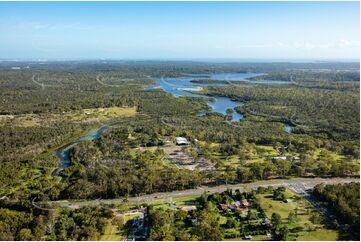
51, 177, 358, 208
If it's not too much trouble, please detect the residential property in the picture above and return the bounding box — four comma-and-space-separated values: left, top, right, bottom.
219, 204, 229, 211
241, 199, 249, 208
179, 205, 197, 212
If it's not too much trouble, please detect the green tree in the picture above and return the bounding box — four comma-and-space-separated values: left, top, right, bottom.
278, 226, 289, 240
192, 208, 223, 240
288, 211, 297, 223
271, 213, 282, 227
18, 228, 33, 241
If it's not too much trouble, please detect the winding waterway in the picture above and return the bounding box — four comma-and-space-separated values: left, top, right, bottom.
54, 73, 290, 172
144, 72, 289, 121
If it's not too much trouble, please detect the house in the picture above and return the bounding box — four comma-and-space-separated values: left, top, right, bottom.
241, 199, 249, 208
233, 201, 241, 207
179, 206, 197, 212
176, 137, 190, 145
262, 218, 271, 224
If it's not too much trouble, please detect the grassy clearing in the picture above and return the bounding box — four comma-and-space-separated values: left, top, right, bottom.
151, 195, 200, 209
211, 144, 280, 168
99, 220, 122, 241
297, 229, 338, 241
73, 106, 136, 123
99, 213, 143, 241
257, 191, 297, 218
0, 106, 136, 127
257, 189, 339, 241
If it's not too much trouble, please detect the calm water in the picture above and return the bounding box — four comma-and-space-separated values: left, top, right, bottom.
54, 126, 108, 171
145, 72, 289, 121
198, 96, 244, 121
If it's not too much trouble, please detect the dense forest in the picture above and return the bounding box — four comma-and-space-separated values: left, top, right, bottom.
313, 182, 360, 240
0, 199, 113, 241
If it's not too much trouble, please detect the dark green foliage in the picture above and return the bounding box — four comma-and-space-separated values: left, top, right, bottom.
313, 182, 360, 240
0, 200, 112, 241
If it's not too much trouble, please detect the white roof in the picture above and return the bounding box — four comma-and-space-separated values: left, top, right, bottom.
176, 137, 188, 141
176, 137, 189, 144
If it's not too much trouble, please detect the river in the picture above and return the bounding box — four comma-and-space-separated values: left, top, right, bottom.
144, 72, 289, 121
54, 72, 290, 172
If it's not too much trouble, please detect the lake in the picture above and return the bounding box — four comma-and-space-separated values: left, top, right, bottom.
145, 72, 289, 121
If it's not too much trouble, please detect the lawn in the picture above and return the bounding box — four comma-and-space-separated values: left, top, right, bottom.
257, 191, 298, 218
257, 189, 339, 241
211, 143, 281, 168
297, 229, 338, 241
151, 194, 200, 209
99, 220, 122, 241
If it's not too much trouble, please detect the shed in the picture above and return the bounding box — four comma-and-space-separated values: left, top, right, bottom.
176, 137, 190, 145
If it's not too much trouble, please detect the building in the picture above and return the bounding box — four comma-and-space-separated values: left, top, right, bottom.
176, 137, 190, 145
293, 156, 300, 161
241, 199, 249, 208
233, 201, 241, 207
179, 205, 197, 212
262, 218, 271, 226
272, 155, 287, 160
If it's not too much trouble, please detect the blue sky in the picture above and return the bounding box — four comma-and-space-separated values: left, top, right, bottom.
0, 1, 359, 60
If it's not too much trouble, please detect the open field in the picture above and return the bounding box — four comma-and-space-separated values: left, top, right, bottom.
99, 221, 122, 241
257, 189, 339, 241
0, 106, 136, 127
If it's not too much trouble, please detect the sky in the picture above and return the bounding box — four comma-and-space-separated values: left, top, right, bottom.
0, 1, 359, 60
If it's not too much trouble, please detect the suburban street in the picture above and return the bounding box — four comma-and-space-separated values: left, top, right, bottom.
52, 177, 359, 208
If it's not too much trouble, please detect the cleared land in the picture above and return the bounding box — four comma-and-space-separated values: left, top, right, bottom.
0, 106, 136, 127
258, 190, 338, 241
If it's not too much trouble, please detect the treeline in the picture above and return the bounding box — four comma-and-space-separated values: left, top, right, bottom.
313, 182, 360, 240
248, 70, 360, 83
